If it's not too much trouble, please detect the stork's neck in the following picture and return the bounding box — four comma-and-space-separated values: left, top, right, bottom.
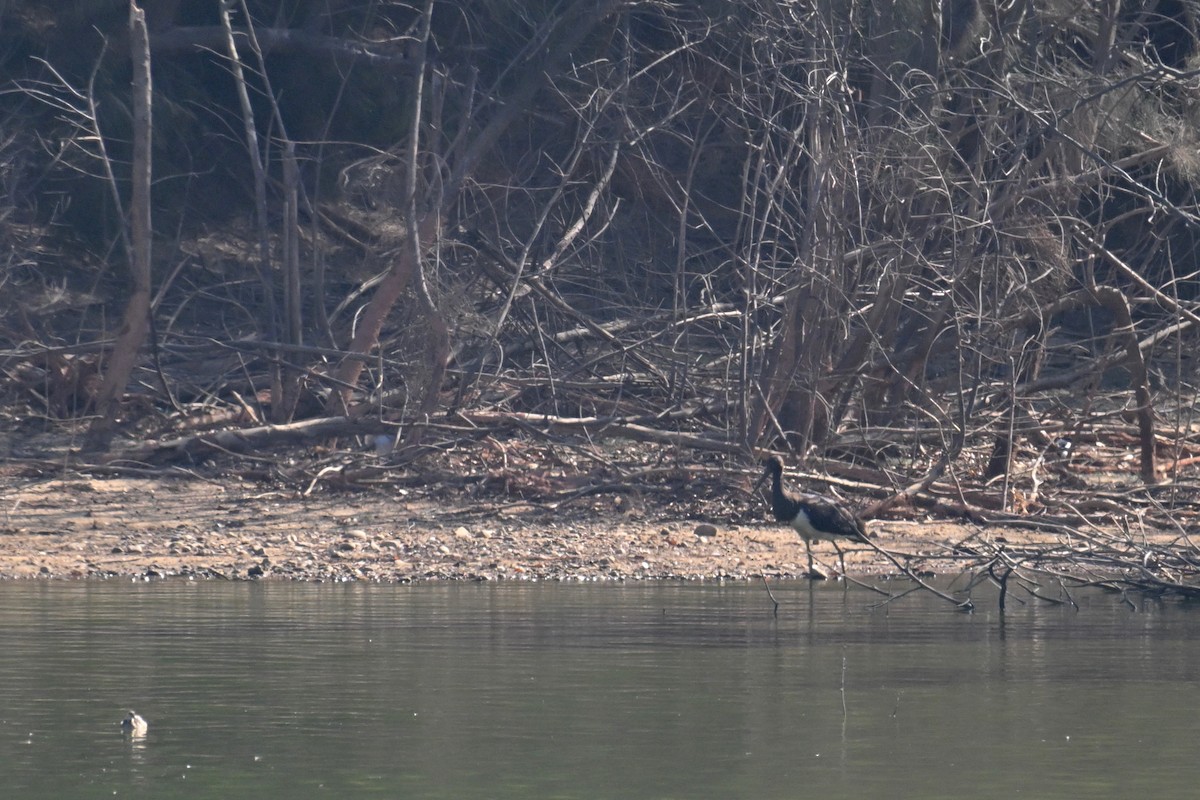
770, 468, 795, 521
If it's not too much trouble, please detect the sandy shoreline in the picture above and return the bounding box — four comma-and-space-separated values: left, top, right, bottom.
0, 474, 981, 582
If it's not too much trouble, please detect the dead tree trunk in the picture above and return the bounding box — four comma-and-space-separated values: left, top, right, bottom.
324, 0, 624, 419
1091, 285, 1157, 483
85, 1, 153, 452
219, 0, 283, 416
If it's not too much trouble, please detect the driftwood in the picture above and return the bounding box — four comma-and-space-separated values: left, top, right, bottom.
111, 416, 394, 464
453, 409, 744, 454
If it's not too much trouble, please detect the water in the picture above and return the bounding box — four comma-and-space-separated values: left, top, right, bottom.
1, 580, 1197, 799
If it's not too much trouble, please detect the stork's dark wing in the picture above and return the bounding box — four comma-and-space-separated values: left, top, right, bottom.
795, 492, 869, 541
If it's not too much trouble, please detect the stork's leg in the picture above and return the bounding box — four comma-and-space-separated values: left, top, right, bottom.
804, 540, 827, 580
831, 541, 846, 578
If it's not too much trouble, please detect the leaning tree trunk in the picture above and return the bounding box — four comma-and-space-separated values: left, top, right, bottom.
324, 0, 624, 419
85, 1, 153, 452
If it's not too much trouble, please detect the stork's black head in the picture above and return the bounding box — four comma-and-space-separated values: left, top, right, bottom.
761, 455, 784, 479
753, 455, 785, 493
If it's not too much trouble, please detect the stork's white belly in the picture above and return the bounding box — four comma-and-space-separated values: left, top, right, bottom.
790, 509, 826, 542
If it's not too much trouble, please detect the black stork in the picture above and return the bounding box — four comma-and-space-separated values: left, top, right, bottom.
758, 455, 870, 579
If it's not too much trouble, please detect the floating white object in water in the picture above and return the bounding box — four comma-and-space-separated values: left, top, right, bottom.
120, 710, 148, 737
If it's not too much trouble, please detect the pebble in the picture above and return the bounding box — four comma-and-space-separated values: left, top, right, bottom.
7, 488, 820, 583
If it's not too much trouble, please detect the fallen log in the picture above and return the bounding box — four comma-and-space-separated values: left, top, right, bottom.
113, 415, 395, 464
